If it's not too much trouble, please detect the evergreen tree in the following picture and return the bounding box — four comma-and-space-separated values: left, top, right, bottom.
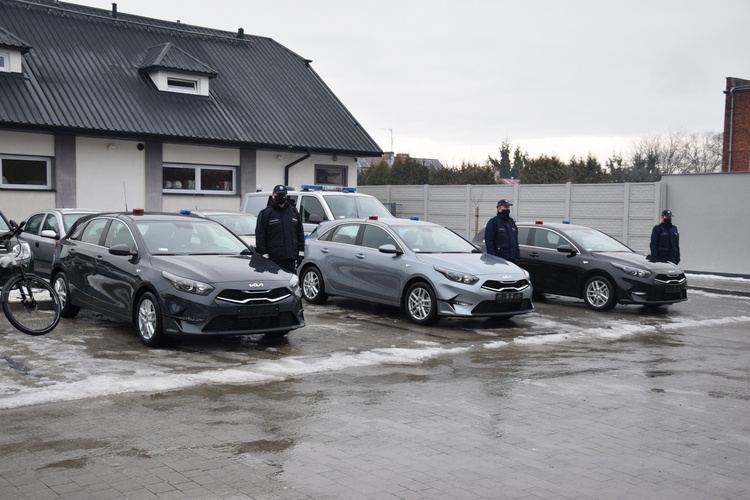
358, 159, 390, 185
388, 155, 429, 185
520, 154, 568, 184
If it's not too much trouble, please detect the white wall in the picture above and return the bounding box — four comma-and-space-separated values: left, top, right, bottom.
661, 172, 750, 276
361, 176, 750, 276
256, 152, 358, 193
163, 143, 239, 165
0, 131, 56, 220
1, 130, 361, 220
0, 130, 54, 156
76, 137, 145, 211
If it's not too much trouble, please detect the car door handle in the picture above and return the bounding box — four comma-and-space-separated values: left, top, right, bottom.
95, 255, 105, 261
355, 253, 365, 259
529, 252, 540, 258
321, 248, 330, 254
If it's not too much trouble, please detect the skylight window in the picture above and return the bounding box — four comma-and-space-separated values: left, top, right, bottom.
0, 52, 8, 72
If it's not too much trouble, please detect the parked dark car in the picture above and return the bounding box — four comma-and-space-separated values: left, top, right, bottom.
300, 217, 533, 325
50, 210, 304, 346
472, 221, 687, 311
20, 208, 101, 278
0, 212, 34, 286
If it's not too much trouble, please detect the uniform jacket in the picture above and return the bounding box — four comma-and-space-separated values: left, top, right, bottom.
485, 214, 520, 261
649, 222, 680, 265
256, 203, 304, 261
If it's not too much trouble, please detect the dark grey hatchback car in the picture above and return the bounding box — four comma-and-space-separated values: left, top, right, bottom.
473, 221, 687, 311
51, 209, 304, 346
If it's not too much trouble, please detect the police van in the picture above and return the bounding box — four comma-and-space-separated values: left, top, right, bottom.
241, 185, 394, 236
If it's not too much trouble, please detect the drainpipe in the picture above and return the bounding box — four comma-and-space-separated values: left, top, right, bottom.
726, 84, 750, 172
284, 151, 311, 186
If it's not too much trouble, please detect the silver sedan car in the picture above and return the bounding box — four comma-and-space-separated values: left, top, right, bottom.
299, 217, 534, 325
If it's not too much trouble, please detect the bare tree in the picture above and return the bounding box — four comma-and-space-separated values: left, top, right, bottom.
626, 129, 722, 177
682, 131, 722, 174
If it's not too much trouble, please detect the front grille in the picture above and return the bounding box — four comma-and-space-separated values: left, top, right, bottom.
472, 299, 533, 314
203, 312, 300, 332
216, 287, 291, 304
481, 279, 530, 292
654, 273, 686, 284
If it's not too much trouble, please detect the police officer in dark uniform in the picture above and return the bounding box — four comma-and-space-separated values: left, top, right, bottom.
256, 185, 305, 273
649, 209, 680, 265
484, 199, 520, 263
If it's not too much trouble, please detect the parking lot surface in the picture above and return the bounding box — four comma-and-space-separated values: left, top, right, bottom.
0, 276, 749, 499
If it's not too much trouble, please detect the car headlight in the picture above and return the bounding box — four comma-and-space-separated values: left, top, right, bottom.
289, 273, 299, 291
434, 266, 479, 285
612, 262, 651, 278
11, 240, 32, 261
162, 271, 214, 295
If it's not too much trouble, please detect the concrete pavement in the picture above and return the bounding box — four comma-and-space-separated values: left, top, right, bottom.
0, 276, 749, 499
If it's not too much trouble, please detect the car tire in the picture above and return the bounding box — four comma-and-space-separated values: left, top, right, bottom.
52, 272, 80, 318
136, 291, 164, 347
301, 266, 328, 304
404, 281, 439, 325
583, 275, 617, 312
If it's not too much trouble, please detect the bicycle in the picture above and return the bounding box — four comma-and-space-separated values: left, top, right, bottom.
0, 221, 61, 335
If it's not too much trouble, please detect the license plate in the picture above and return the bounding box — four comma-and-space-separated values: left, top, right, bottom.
496, 292, 522, 303
665, 284, 682, 293
237, 305, 279, 318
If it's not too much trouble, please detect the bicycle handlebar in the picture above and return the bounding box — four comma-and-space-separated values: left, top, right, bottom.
0, 220, 26, 245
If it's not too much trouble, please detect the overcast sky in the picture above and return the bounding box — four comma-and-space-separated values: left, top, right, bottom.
72, 0, 749, 166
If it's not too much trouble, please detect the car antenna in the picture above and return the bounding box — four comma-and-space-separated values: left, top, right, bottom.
123, 182, 128, 211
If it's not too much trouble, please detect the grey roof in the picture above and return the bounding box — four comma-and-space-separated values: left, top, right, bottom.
0, 0, 382, 156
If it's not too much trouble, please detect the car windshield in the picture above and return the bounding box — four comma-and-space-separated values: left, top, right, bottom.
564, 228, 632, 252
393, 225, 477, 253
63, 213, 95, 232
324, 195, 392, 220
135, 220, 251, 255
206, 214, 257, 235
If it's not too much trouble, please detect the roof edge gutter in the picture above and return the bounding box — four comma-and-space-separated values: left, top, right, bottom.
284, 150, 311, 186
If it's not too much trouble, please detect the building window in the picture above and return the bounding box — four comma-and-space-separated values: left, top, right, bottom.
315, 165, 347, 186
167, 77, 198, 94
162, 164, 235, 194
0, 52, 7, 72
1, 155, 51, 189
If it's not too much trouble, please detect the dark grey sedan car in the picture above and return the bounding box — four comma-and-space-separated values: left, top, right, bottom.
51, 210, 304, 346
472, 221, 687, 311
20, 208, 100, 278
299, 217, 534, 325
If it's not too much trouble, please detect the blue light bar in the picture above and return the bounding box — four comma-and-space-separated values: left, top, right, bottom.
300, 184, 357, 192
180, 209, 192, 215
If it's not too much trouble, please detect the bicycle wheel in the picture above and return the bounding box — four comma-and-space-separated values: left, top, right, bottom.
2, 274, 61, 336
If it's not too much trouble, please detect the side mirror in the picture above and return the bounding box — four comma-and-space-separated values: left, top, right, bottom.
557, 244, 578, 256
40, 229, 58, 239
308, 214, 323, 224
109, 243, 135, 256
378, 243, 403, 255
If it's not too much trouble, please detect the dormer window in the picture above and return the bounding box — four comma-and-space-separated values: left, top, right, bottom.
0, 27, 31, 74
139, 42, 217, 96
